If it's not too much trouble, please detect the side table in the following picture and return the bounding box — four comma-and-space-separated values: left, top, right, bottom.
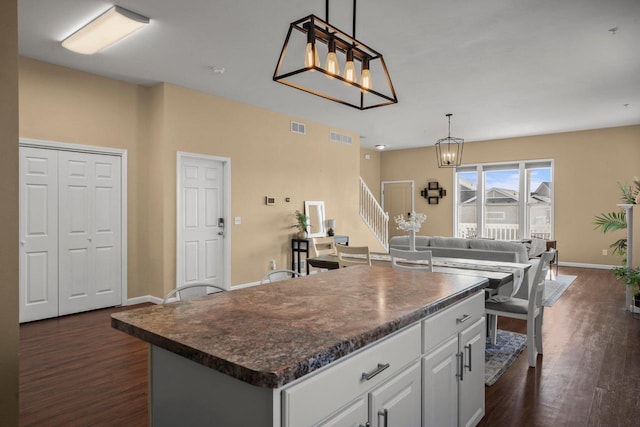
291, 238, 310, 275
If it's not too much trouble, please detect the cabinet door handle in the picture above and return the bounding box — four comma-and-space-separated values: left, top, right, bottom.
456, 314, 472, 324
378, 409, 389, 427
456, 351, 464, 381
361, 363, 390, 381
465, 343, 472, 372
358, 423, 370, 427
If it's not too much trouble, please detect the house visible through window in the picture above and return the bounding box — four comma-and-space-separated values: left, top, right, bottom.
455, 160, 553, 240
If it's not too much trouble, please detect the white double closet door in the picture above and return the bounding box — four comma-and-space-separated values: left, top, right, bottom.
20, 146, 122, 322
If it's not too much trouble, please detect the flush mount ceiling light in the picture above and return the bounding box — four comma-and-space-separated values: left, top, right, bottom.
435, 114, 464, 168
273, 0, 398, 110
61, 6, 149, 55
375, 144, 387, 150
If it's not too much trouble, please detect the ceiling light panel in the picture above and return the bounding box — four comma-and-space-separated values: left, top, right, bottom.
61, 6, 149, 55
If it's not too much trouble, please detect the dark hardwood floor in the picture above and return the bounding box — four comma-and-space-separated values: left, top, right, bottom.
479, 267, 640, 427
19, 304, 151, 427
18, 267, 640, 426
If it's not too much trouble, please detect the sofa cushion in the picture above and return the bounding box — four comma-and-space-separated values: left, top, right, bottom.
468, 239, 528, 263
430, 236, 470, 248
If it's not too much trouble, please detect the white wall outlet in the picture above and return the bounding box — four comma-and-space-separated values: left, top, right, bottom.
269, 260, 276, 270
602, 249, 608, 256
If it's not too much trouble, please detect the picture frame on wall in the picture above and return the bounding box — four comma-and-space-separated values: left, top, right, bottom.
428, 196, 439, 205
428, 181, 439, 190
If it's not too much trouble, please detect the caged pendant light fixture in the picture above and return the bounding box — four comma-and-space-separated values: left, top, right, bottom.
273, 0, 398, 110
435, 114, 464, 168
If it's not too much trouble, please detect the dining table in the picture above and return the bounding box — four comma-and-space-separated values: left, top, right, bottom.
307, 252, 530, 293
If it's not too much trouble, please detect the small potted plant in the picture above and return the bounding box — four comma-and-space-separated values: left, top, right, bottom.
291, 210, 310, 238
612, 264, 640, 311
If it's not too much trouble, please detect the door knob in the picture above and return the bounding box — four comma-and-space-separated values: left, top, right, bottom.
20, 240, 25, 246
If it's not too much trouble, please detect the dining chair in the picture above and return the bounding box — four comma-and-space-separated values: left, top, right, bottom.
162, 283, 226, 304
260, 269, 301, 284
336, 244, 371, 267
311, 236, 336, 256
485, 249, 556, 367
389, 248, 433, 272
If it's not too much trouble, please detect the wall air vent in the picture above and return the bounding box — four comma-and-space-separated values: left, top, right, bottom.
329, 131, 353, 145
290, 121, 306, 135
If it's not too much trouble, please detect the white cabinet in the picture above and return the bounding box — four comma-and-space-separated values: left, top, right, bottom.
422, 292, 485, 427
283, 324, 421, 427
369, 361, 421, 427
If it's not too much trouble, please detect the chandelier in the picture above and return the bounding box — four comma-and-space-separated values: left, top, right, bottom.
435, 114, 464, 168
273, 0, 398, 110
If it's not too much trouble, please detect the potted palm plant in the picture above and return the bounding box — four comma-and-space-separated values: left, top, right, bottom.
612, 265, 640, 310
594, 178, 640, 314
291, 210, 310, 238
593, 179, 639, 256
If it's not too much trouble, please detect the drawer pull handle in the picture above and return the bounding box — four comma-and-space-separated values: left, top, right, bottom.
362, 363, 390, 381
456, 314, 472, 324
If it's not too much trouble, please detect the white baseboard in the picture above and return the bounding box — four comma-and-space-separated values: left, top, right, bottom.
231, 281, 261, 290
558, 262, 616, 270
126, 295, 164, 305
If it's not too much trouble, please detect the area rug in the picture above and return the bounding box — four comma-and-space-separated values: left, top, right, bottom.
542, 275, 577, 306
485, 329, 527, 386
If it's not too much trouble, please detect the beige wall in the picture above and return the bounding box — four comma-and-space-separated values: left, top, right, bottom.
0, 0, 18, 423
18, 59, 382, 299
360, 148, 382, 202
380, 126, 640, 265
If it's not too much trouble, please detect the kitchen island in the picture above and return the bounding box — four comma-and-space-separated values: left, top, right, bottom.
112, 265, 488, 426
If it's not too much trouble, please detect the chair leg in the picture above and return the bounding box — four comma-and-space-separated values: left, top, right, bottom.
535, 309, 544, 354
489, 314, 498, 345
527, 318, 537, 367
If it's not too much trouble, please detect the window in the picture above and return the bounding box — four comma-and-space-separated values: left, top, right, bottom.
455, 160, 553, 240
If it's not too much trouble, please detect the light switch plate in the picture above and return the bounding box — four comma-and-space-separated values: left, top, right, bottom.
234, 216, 241, 225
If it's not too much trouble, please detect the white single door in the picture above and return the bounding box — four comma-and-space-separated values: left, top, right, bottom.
369, 361, 421, 427
383, 182, 414, 239
58, 151, 122, 315
422, 336, 459, 427
178, 156, 224, 289
459, 318, 486, 427
19, 147, 59, 322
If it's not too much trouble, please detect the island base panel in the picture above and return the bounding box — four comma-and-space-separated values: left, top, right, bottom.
151, 345, 279, 427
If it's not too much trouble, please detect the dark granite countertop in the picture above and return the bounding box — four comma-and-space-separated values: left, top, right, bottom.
111, 266, 487, 388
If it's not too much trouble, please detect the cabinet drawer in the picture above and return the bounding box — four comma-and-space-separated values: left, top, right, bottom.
282, 323, 421, 427
422, 292, 484, 354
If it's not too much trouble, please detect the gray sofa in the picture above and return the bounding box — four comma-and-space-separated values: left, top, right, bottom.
389, 235, 540, 298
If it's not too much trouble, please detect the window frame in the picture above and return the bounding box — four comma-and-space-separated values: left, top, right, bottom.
454, 159, 554, 240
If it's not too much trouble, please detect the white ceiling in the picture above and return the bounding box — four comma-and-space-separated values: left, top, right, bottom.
18, 0, 640, 150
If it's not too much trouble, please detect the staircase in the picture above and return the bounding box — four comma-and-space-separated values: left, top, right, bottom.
359, 177, 389, 251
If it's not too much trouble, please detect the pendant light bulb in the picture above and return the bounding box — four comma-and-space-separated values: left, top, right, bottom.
361, 57, 372, 91
325, 38, 340, 78
305, 27, 320, 69
343, 48, 357, 85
